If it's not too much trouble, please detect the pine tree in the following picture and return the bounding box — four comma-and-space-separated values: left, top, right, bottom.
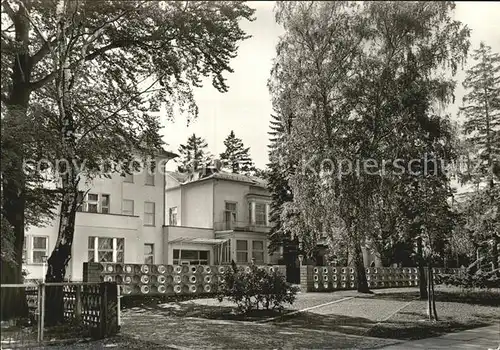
266, 112, 304, 282
461, 42, 500, 185
219, 130, 255, 174
460, 42, 500, 269
177, 134, 213, 173
267, 114, 294, 251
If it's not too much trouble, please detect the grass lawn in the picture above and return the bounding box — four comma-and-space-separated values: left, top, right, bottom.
271, 286, 499, 341
11, 286, 498, 349
366, 286, 500, 340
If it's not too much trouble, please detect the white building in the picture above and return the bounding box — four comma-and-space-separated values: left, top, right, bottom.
164, 169, 280, 266
23, 162, 280, 281
23, 151, 177, 281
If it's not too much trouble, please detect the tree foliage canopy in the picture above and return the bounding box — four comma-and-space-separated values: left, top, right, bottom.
220, 130, 255, 175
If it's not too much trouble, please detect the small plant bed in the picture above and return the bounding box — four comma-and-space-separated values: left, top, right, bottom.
215, 263, 299, 315
125, 299, 294, 322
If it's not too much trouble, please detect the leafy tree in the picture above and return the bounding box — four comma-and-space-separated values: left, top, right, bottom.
219, 130, 255, 174
252, 167, 269, 179
271, 1, 372, 291
1, 0, 254, 321
177, 133, 213, 173
270, 1, 469, 298
460, 42, 500, 269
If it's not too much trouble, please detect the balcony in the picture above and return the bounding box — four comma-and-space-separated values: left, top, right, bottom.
75, 211, 141, 230
214, 221, 271, 233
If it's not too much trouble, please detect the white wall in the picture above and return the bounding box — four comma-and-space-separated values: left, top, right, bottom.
166, 187, 182, 225
70, 212, 142, 281
23, 155, 172, 281
213, 180, 251, 224
181, 180, 214, 228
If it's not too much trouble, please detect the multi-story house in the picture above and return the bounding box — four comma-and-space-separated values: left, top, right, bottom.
23, 151, 177, 281
164, 169, 279, 266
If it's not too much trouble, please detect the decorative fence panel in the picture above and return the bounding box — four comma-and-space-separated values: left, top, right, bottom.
83, 262, 287, 297
0, 282, 118, 348
300, 266, 463, 292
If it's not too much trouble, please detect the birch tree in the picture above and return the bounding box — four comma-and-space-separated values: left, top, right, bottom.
1, 0, 254, 321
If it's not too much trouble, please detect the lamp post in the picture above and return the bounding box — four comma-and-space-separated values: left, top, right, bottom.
41, 256, 48, 283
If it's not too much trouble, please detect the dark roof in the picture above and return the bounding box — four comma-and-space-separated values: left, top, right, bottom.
166, 170, 267, 189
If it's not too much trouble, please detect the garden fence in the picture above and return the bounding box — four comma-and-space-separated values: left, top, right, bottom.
0, 282, 118, 348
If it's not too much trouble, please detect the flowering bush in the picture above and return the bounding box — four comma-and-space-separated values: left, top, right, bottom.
216, 263, 299, 314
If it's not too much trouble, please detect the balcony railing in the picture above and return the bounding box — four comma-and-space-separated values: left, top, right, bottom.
214, 221, 270, 232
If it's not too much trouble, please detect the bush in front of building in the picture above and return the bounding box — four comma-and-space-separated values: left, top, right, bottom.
216, 263, 299, 314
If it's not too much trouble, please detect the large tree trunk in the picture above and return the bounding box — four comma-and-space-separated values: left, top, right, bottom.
430, 266, 438, 321
0, 261, 29, 321
44, 15, 81, 324
44, 171, 79, 325
427, 265, 433, 321
1, 2, 33, 318
417, 236, 428, 299
427, 261, 438, 321
354, 238, 370, 293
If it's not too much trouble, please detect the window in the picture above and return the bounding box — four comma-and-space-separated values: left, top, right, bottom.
236, 240, 248, 263
88, 237, 124, 263
23, 238, 27, 263
87, 193, 99, 213
252, 240, 264, 264
225, 202, 237, 222
144, 244, 154, 264
101, 194, 110, 214
249, 202, 268, 226
32, 236, 48, 264
145, 161, 155, 186
144, 202, 155, 226
169, 207, 178, 226
255, 203, 266, 225
216, 240, 231, 264
122, 199, 134, 216
80, 193, 110, 214
123, 173, 134, 183
173, 250, 209, 265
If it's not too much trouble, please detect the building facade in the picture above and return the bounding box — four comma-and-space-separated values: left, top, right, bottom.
164, 169, 279, 267
23, 152, 176, 281
23, 163, 279, 281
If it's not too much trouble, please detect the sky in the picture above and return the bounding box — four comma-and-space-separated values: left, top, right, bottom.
161, 1, 500, 171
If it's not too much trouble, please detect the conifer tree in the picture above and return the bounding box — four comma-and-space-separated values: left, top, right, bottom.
461, 42, 500, 185
267, 113, 294, 252
219, 130, 255, 174
460, 42, 500, 269
177, 133, 213, 173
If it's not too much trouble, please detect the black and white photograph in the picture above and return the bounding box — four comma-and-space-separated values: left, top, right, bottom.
1, 1, 499, 349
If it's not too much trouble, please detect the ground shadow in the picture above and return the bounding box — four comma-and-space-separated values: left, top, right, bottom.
126, 300, 292, 322
372, 290, 500, 307
271, 311, 491, 341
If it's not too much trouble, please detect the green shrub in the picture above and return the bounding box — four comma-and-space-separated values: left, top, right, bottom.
216, 264, 299, 314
